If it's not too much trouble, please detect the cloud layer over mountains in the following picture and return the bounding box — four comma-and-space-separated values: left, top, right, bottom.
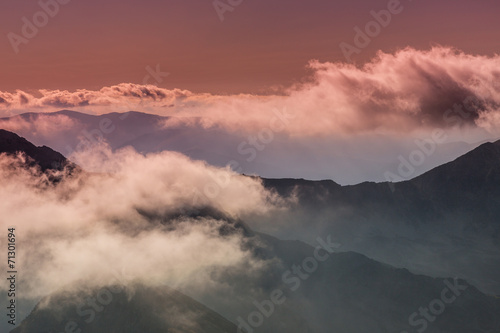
2, 47, 500, 136
0, 144, 284, 299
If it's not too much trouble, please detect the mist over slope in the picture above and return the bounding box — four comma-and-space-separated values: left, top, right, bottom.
253, 140, 500, 294
11, 238, 500, 333
1, 131, 500, 333
11, 285, 238, 333
0, 129, 72, 172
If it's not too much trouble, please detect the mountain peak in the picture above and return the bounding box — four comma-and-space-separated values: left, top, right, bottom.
0, 129, 70, 171
411, 138, 500, 189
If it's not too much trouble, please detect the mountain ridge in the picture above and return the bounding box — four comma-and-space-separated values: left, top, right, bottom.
0, 129, 70, 171
0, 109, 486, 184
2, 133, 500, 332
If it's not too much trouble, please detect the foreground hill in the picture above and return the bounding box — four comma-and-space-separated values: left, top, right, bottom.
252, 232, 500, 333
11, 285, 237, 333
10, 231, 500, 333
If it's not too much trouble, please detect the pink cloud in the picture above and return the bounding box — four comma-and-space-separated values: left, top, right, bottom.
0, 113, 76, 137
1, 47, 500, 136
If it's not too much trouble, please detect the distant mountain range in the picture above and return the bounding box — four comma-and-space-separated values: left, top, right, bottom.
257, 140, 500, 295
11, 285, 238, 333
2, 130, 500, 332
0, 110, 484, 184
260, 139, 500, 241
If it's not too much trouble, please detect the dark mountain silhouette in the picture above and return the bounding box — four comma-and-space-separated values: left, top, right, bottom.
0, 129, 69, 171
263, 140, 500, 230
256, 140, 500, 294
409, 140, 500, 230
259, 139, 500, 239
263, 137, 500, 220
250, 232, 500, 333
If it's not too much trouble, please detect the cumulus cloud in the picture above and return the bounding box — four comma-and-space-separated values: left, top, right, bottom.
0, 145, 284, 299
0, 84, 197, 117
1, 47, 500, 136
0, 113, 76, 137
288, 50, 494, 133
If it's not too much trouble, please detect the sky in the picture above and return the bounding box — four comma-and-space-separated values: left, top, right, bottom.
1, 0, 500, 184
1, 0, 500, 94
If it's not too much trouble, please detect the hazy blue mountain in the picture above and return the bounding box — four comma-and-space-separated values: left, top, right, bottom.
254, 140, 500, 294
0, 110, 482, 184
260, 140, 500, 240
4, 132, 500, 333
10, 227, 500, 333
10, 285, 237, 333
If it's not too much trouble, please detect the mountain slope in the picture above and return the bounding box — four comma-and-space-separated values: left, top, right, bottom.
253, 232, 500, 333
12, 232, 500, 333
263, 140, 500, 230
258, 140, 500, 239
0, 129, 69, 171
409, 139, 500, 232
4, 132, 500, 333
11, 285, 237, 333
255, 140, 500, 294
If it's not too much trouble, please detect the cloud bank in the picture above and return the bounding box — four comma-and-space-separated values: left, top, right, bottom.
0, 145, 284, 299
1, 47, 500, 136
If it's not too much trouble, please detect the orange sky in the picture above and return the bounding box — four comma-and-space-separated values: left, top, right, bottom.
1, 0, 500, 94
